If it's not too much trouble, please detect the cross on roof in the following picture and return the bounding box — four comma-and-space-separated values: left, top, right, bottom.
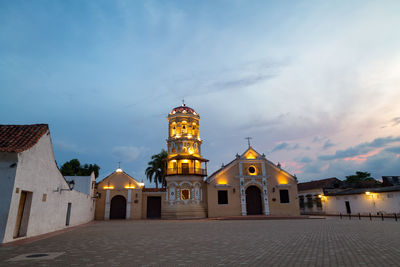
245, 137, 252, 148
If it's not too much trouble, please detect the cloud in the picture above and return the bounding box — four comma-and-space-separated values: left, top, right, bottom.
53, 139, 82, 152
323, 139, 335, 150
312, 136, 326, 143
385, 145, 400, 154
392, 117, 400, 126
318, 136, 400, 161
298, 156, 312, 163
213, 73, 275, 91
382, 117, 400, 128
112, 146, 148, 162
271, 142, 299, 152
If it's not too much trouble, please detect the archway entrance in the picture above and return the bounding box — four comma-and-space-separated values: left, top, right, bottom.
246, 186, 262, 215
110, 195, 126, 219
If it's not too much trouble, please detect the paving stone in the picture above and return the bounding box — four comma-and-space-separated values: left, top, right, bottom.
0, 218, 399, 266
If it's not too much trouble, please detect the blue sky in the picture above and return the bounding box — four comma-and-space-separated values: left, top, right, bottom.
1, 0, 400, 184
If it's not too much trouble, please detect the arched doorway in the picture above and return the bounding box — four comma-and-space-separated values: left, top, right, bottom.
246, 186, 262, 215
110, 195, 126, 219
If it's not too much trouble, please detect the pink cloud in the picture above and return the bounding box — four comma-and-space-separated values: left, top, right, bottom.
281, 161, 304, 174
343, 148, 383, 163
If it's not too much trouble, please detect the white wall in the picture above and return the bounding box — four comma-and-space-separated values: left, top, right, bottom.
324, 192, 400, 215
0, 153, 18, 243
2, 133, 95, 243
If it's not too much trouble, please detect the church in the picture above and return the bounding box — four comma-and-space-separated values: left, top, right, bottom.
95, 103, 299, 219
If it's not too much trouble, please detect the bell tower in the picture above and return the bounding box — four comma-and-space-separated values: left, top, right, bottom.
163, 102, 208, 219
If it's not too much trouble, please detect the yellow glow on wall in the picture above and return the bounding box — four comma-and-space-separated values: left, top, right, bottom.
124, 185, 135, 189
365, 191, 371, 195
246, 153, 256, 159
278, 177, 288, 184
217, 179, 228, 185
103, 185, 114, 190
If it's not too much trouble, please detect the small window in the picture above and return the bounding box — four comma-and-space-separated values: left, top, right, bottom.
218, 190, 228, 204
248, 165, 257, 175
280, 190, 289, 203
42, 193, 47, 202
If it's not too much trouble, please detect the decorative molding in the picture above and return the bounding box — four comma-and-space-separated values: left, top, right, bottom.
215, 184, 232, 188
277, 184, 291, 189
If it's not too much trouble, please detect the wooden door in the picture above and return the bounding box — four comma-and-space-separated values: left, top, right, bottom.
14, 191, 32, 238
110, 195, 126, 219
182, 163, 189, 174
246, 186, 262, 215
147, 196, 161, 219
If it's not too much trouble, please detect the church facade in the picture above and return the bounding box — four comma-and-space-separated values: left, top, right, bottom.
95, 104, 299, 219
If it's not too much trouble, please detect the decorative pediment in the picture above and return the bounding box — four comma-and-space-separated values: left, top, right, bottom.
241, 147, 262, 160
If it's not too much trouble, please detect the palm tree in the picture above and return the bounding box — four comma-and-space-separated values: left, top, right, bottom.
145, 149, 168, 188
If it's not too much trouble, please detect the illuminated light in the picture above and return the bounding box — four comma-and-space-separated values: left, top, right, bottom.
138, 182, 145, 187
278, 177, 288, 184
124, 185, 135, 189
181, 159, 189, 163
116, 168, 123, 173
248, 165, 257, 175
246, 153, 256, 159
318, 194, 323, 198
103, 185, 114, 190
365, 191, 371, 196
217, 179, 228, 185
187, 134, 192, 138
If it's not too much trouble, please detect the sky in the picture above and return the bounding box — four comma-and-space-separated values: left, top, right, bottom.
1, 0, 400, 185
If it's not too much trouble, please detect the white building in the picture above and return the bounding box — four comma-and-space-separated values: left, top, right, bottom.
297, 178, 341, 215
0, 124, 95, 244
323, 186, 400, 215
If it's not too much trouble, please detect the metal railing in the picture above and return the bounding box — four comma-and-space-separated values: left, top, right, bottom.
338, 212, 398, 221
166, 167, 207, 176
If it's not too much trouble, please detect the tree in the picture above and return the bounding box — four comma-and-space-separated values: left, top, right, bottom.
345, 171, 381, 188
145, 150, 168, 188
60, 159, 100, 178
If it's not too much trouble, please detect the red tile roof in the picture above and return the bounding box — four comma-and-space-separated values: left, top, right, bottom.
298, 177, 341, 191
0, 124, 49, 153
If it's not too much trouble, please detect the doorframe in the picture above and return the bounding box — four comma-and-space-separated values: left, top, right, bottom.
245, 185, 263, 215
14, 191, 33, 238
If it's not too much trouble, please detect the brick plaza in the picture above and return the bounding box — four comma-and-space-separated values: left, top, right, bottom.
1, 217, 399, 266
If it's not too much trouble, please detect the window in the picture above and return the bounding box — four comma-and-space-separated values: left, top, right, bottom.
248, 165, 257, 175
299, 196, 305, 209
280, 190, 289, 203
316, 197, 322, 208
218, 190, 228, 204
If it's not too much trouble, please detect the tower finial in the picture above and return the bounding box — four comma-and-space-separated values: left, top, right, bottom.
245, 137, 252, 148
182, 99, 185, 106
116, 161, 123, 172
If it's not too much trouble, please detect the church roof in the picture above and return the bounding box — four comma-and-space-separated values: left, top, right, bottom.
170, 104, 197, 115
0, 124, 49, 153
